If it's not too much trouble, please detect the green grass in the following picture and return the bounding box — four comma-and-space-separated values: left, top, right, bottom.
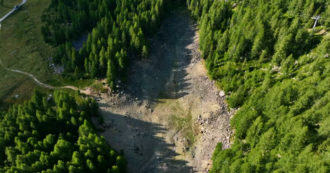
170, 112, 195, 145
90, 81, 108, 93
156, 99, 197, 145
166, 101, 197, 146
0, 0, 99, 109
0, 0, 21, 17
0, 0, 54, 107
47, 78, 96, 88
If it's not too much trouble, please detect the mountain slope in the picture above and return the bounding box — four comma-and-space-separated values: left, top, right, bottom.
186, 0, 330, 172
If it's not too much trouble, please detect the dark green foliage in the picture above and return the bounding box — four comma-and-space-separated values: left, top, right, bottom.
187, 0, 330, 172
42, 0, 169, 88
0, 90, 126, 172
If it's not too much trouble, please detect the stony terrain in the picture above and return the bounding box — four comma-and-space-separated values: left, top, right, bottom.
93, 11, 234, 173
1, 8, 234, 172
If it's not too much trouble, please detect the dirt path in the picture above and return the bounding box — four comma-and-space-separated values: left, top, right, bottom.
1, 6, 232, 172
0, 59, 52, 89
0, 59, 94, 94
1, 65, 55, 89
96, 11, 233, 173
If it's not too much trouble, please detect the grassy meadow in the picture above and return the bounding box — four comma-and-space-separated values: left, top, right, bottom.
0, 0, 53, 108
0, 0, 21, 17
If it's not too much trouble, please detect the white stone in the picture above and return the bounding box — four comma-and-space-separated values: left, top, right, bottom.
219, 91, 225, 97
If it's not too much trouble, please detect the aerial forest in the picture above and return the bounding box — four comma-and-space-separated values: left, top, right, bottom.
2, 0, 328, 172
0, 91, 126, 172
41, 0, 168, 88
186, 0, 329, 172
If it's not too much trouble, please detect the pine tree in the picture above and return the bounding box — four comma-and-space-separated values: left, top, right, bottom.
142, 45, 149, 59
107, 59, 115, 89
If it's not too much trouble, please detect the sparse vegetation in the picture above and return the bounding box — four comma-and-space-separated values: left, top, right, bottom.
168, 101, 196, 146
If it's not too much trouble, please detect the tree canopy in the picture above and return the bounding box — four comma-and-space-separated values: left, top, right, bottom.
42, 0, 169, 88
0, 90, 126, 173
187, 0, 330, 172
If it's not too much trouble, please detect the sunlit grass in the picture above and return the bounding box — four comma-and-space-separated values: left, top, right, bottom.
0, 0, 53, 107
0, 0, 21, 17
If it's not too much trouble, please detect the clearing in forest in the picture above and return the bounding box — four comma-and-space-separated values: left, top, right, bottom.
95, 10, 233, 173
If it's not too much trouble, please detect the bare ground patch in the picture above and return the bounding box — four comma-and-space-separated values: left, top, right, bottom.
93, 10, 234, 173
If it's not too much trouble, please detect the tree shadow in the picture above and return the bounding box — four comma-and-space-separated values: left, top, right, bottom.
99, 10, 199, 173
72, 33, 88, 50
99, 110, 195, 173
124, 10, 197, 104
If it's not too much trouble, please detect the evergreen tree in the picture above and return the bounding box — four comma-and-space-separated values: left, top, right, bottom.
107, 59, 115, 89
187, 0, 330, 172
0, 91, 126, 172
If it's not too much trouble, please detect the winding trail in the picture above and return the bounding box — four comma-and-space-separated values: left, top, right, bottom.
0, 0, 55, 89
6, 67, 55, 89
1, 2, 233, 172
0, 58, 54, 89
0, 0, 53, 89
0, 0, 27, 23
0, 59, 92, 94
0, 0, 92, 95
0, 58, 49, 87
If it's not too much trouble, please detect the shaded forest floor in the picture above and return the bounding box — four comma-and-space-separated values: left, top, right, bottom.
94, 10, 234, 173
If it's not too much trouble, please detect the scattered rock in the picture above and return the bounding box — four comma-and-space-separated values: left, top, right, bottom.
91, 13, 234, 172
145, 104, 150, 109
219, 91, 225, 97
201, 126, 208, 134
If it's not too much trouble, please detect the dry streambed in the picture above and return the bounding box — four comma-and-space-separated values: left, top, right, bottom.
94, 11, 234, 173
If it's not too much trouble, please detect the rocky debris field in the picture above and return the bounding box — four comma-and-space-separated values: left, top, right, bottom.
92, 10, 234, 173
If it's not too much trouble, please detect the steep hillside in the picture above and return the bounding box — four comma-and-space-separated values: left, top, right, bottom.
1, 0, 329, 172
187, 0, 330, 172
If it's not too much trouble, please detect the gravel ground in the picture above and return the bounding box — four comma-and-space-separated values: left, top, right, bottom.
94, 10, 234, 173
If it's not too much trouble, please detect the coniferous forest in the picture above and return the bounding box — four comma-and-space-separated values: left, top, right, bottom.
1, 0, 329, 172
0, 91, 126, 172
186, 0, 329, 172
0, 91, 126, 173
41, 0, 168, 88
